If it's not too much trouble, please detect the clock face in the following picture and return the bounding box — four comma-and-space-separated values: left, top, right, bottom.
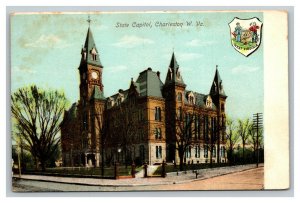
91, 71, 98, 79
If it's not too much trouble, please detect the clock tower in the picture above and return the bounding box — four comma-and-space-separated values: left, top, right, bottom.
78, 21, 106, 167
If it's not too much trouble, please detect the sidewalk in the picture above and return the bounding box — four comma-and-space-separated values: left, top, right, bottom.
13, 164, 263, 187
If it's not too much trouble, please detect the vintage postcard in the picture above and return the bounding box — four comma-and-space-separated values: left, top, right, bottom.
10, 10, 289, 192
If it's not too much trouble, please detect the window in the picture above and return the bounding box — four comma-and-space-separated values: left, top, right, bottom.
177, 92, 182, 101
213, 146, 216, 158
155, 128, 162, 139
156, 146, 162, 159
177, 107, 182, 120
185, 146, 191, 158
204, 145, 208, 158
204, 116, 209, 141
206, 96, 212, 108
221, 146, 226, 158
189, 95, 195, 104
195, 115, 201, 140
195, 145, 200, 158
155, 107, 161, 121
185, 113, 192, 138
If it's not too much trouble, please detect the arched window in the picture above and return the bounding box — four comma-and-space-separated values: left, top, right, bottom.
177, 92, 182, 101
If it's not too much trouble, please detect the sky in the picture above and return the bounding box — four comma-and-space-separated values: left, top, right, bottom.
11, 12, 264, 120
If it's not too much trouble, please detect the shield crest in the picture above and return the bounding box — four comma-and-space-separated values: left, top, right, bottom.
229, 17, 263, 57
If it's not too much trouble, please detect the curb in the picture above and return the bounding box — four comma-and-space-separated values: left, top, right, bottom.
14, 165, 263, 187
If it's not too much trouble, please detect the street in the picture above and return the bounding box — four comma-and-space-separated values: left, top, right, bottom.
12, 166, 264, 192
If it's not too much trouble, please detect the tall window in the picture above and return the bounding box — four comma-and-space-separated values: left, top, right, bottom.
195, 145, 200, 158
177, 107, 182, 120
156, 146, 162, 159
155, 128, 162, 139
204, 116, 209, 141
204, 145, 208, 158
213, 146, 216, 158
177, 92, 182, 101
155, 107, 161, 121
185, 146, 191, 158
221, 146, 226, 158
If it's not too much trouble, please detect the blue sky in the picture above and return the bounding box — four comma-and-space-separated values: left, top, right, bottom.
11, 12, 264, 120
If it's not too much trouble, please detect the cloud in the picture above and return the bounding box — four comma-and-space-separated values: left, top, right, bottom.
12, 65, 36, 74
112, 35, 154, 48
24, 34, 71, 49
106, 65, 128, 73
231, 65, 260, 74
186, 39, 216, 47
177, 52, 203, 61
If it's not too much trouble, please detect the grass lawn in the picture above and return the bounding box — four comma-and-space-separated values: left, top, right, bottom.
24, 165, 143, 178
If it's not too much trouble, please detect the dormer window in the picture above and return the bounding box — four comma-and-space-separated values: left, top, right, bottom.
206, 96, 212, 108
116, 93, 124, 106
91, 48, 97, 61
108, 97, 114, 108
176, 69, 181, 80
187, 92, 195, 105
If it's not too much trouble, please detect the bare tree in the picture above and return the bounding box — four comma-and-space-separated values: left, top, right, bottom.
169, 107, 197, 171
226, 117, 239, 165
106, 101, 139, 167
248, 122, 263, 163
237, 118, 250, 164
11, 85, 67, 171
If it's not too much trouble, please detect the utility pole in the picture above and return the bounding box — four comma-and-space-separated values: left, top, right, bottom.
253, 113, 263, 168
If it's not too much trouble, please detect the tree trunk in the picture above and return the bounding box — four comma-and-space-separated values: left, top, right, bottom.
210, 147, 213, 168
228, 147, 233, 165
242, 142, 245, 164
179, 151, 184, 171
40, 160, 46, 171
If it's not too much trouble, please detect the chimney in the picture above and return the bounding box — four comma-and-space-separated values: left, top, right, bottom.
157, 71, 160, 78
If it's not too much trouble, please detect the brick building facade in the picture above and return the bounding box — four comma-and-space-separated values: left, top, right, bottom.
61, 26, 227, 167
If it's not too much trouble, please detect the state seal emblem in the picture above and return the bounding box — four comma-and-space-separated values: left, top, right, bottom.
229, 17, 263, 56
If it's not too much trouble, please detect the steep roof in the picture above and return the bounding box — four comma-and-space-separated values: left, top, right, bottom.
210, 67, 226, 97
165, 52, 185, 86
81, 27, 103, 67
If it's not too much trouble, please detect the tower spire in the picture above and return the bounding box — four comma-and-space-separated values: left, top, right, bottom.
210, 66, 226, 96
87, 15, 91, 27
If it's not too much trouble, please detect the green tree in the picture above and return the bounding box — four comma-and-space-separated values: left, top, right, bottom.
237, 118, 250, 164
11, 85, 68, 171
225, 117, 239, 165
